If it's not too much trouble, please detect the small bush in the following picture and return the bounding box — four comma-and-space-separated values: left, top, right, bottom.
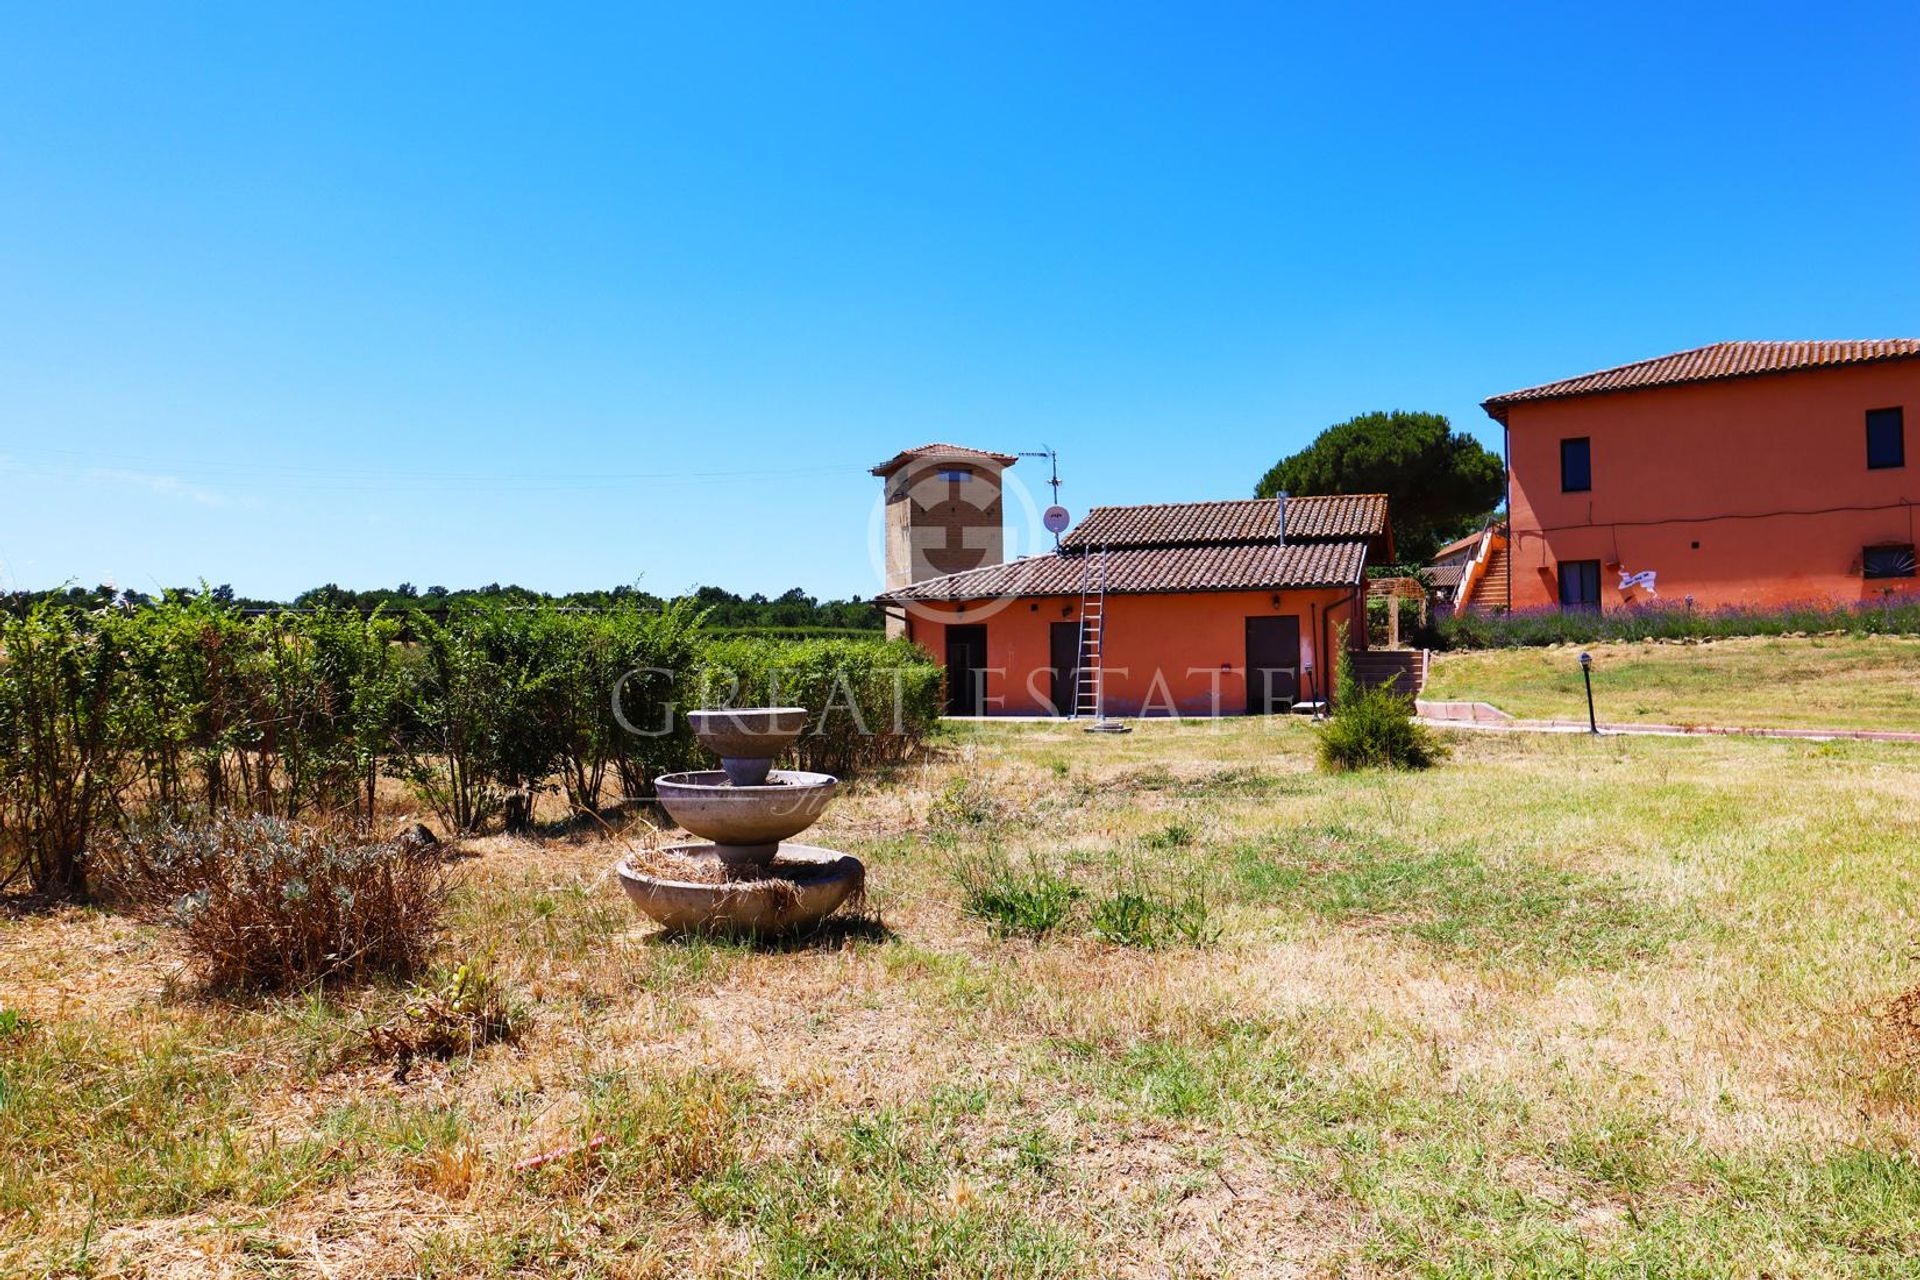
1319, 641, 1445, 773
114, 816, 447, 991
953, 849, 1081, 938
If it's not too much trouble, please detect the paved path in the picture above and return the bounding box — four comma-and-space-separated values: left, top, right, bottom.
1415, 708, 1920, 744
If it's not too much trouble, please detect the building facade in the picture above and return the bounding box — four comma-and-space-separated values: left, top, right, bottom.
1485, 341, 1920, 611
877, 494, 1386, 717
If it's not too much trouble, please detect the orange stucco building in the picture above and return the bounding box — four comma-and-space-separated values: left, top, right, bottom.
1485, 340, 1920, 611
876, 492, 1386, 717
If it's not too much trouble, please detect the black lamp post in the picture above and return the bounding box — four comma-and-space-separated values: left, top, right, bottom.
1579, 651, 1598, 734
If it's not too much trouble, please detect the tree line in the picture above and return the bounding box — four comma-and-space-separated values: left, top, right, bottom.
3, 582, 885, 633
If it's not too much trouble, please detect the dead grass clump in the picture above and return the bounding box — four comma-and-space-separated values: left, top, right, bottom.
928, 776, 1008, 828
563, 1070, 744, 1199
113, 815, 447, 991
368, 961, 522, 1077
1880, 985, 1920, 1065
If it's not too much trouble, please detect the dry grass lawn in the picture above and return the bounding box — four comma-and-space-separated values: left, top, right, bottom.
6, 718, 1920, 1276
1426, 632, 1920, 732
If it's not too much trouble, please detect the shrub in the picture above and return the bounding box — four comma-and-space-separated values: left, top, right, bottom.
107, 597, 409, 824
699, 635, 942, 777
1432, 597, 1920, 650
590, 599, 708, 807
112, 815, 447, 990
0, 604, 126, 900
1318, 641, 1445, 772
368, 960, 521, 1073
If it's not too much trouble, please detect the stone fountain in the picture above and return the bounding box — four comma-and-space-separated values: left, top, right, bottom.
616, 708, 865, 936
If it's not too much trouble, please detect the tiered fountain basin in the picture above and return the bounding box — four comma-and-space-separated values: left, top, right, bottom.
616, 845, 863, 935
616, 707, 865, 936
650, 770, 838, 870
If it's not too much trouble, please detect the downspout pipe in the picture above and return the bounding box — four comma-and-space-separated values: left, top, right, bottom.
1503, 423, 1513, 613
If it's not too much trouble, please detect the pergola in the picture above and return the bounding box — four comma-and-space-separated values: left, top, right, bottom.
1366, 576, 1428, 648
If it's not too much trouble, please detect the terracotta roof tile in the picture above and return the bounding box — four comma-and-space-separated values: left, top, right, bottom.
876, 540, 1367, 603
1058, 495, 1387, 549
870, 443, 1020, 476
1425, 562, 1465, 590
1483, 340, 1920, 422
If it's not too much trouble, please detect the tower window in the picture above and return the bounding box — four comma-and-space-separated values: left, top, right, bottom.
939, 468, 971, 482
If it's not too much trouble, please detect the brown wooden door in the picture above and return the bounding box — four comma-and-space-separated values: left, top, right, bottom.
944, 624, 988, 715
1048, 622, 1081, 716
1245, 616, 1300, 714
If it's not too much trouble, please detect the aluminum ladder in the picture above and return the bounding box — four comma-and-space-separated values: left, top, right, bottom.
1072, 545, 1109, 721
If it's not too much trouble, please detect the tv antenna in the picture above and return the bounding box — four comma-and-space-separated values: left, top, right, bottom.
1020, 446, 1067, 547
1019, 446, 1061, 505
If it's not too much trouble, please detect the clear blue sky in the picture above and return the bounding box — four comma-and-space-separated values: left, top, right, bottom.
3, 2, 1915, 601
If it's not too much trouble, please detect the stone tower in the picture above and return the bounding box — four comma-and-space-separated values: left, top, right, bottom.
871, 444, 1017, 633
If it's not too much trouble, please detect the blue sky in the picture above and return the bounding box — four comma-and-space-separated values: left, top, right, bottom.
2, 2, 1915, 600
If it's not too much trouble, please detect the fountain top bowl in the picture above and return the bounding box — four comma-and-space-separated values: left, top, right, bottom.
653, 769, 839, 849
687, 707, 809, 764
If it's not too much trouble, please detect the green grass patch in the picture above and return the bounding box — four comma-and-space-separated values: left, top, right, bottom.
953, 849, 1082, 938
1427, 634, 1920, 733
697, 1108, 1084, 1277
1236, 823, 1676, 968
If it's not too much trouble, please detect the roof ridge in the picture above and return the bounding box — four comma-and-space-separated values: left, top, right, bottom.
875, 539, 1371, 602
1483, 339, 1920, 422
1082, 493, 1390, 511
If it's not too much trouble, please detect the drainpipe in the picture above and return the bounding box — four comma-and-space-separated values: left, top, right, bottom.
1307, 601, 1319, 708
1503, 423, 1513, 613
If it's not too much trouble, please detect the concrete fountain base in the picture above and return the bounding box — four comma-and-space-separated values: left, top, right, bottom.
616, 843, 865, 936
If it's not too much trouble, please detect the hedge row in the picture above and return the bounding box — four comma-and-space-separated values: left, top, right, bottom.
1430, 597, 1920, 649
0, 597, 941, 900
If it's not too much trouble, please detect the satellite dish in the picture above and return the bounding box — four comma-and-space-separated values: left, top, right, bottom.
1043, 505, 1071, 534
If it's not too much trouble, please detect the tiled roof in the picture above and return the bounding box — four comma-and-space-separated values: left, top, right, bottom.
1429, 524, 1504, 563
1429, 530, 1485, 562
1058, 495, 1387, 550
1483, 340, 1920, 422
876, 540, 1367, 603
1425, 562, 1466, 590
870, 443, 1020, 477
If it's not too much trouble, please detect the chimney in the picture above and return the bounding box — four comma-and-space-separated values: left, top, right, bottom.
1275, 491, 1288, 546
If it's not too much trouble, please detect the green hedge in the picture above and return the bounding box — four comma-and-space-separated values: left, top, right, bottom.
700, 635, 943, 777
1432, 598, 1920, 649
0, 597, 940, 900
